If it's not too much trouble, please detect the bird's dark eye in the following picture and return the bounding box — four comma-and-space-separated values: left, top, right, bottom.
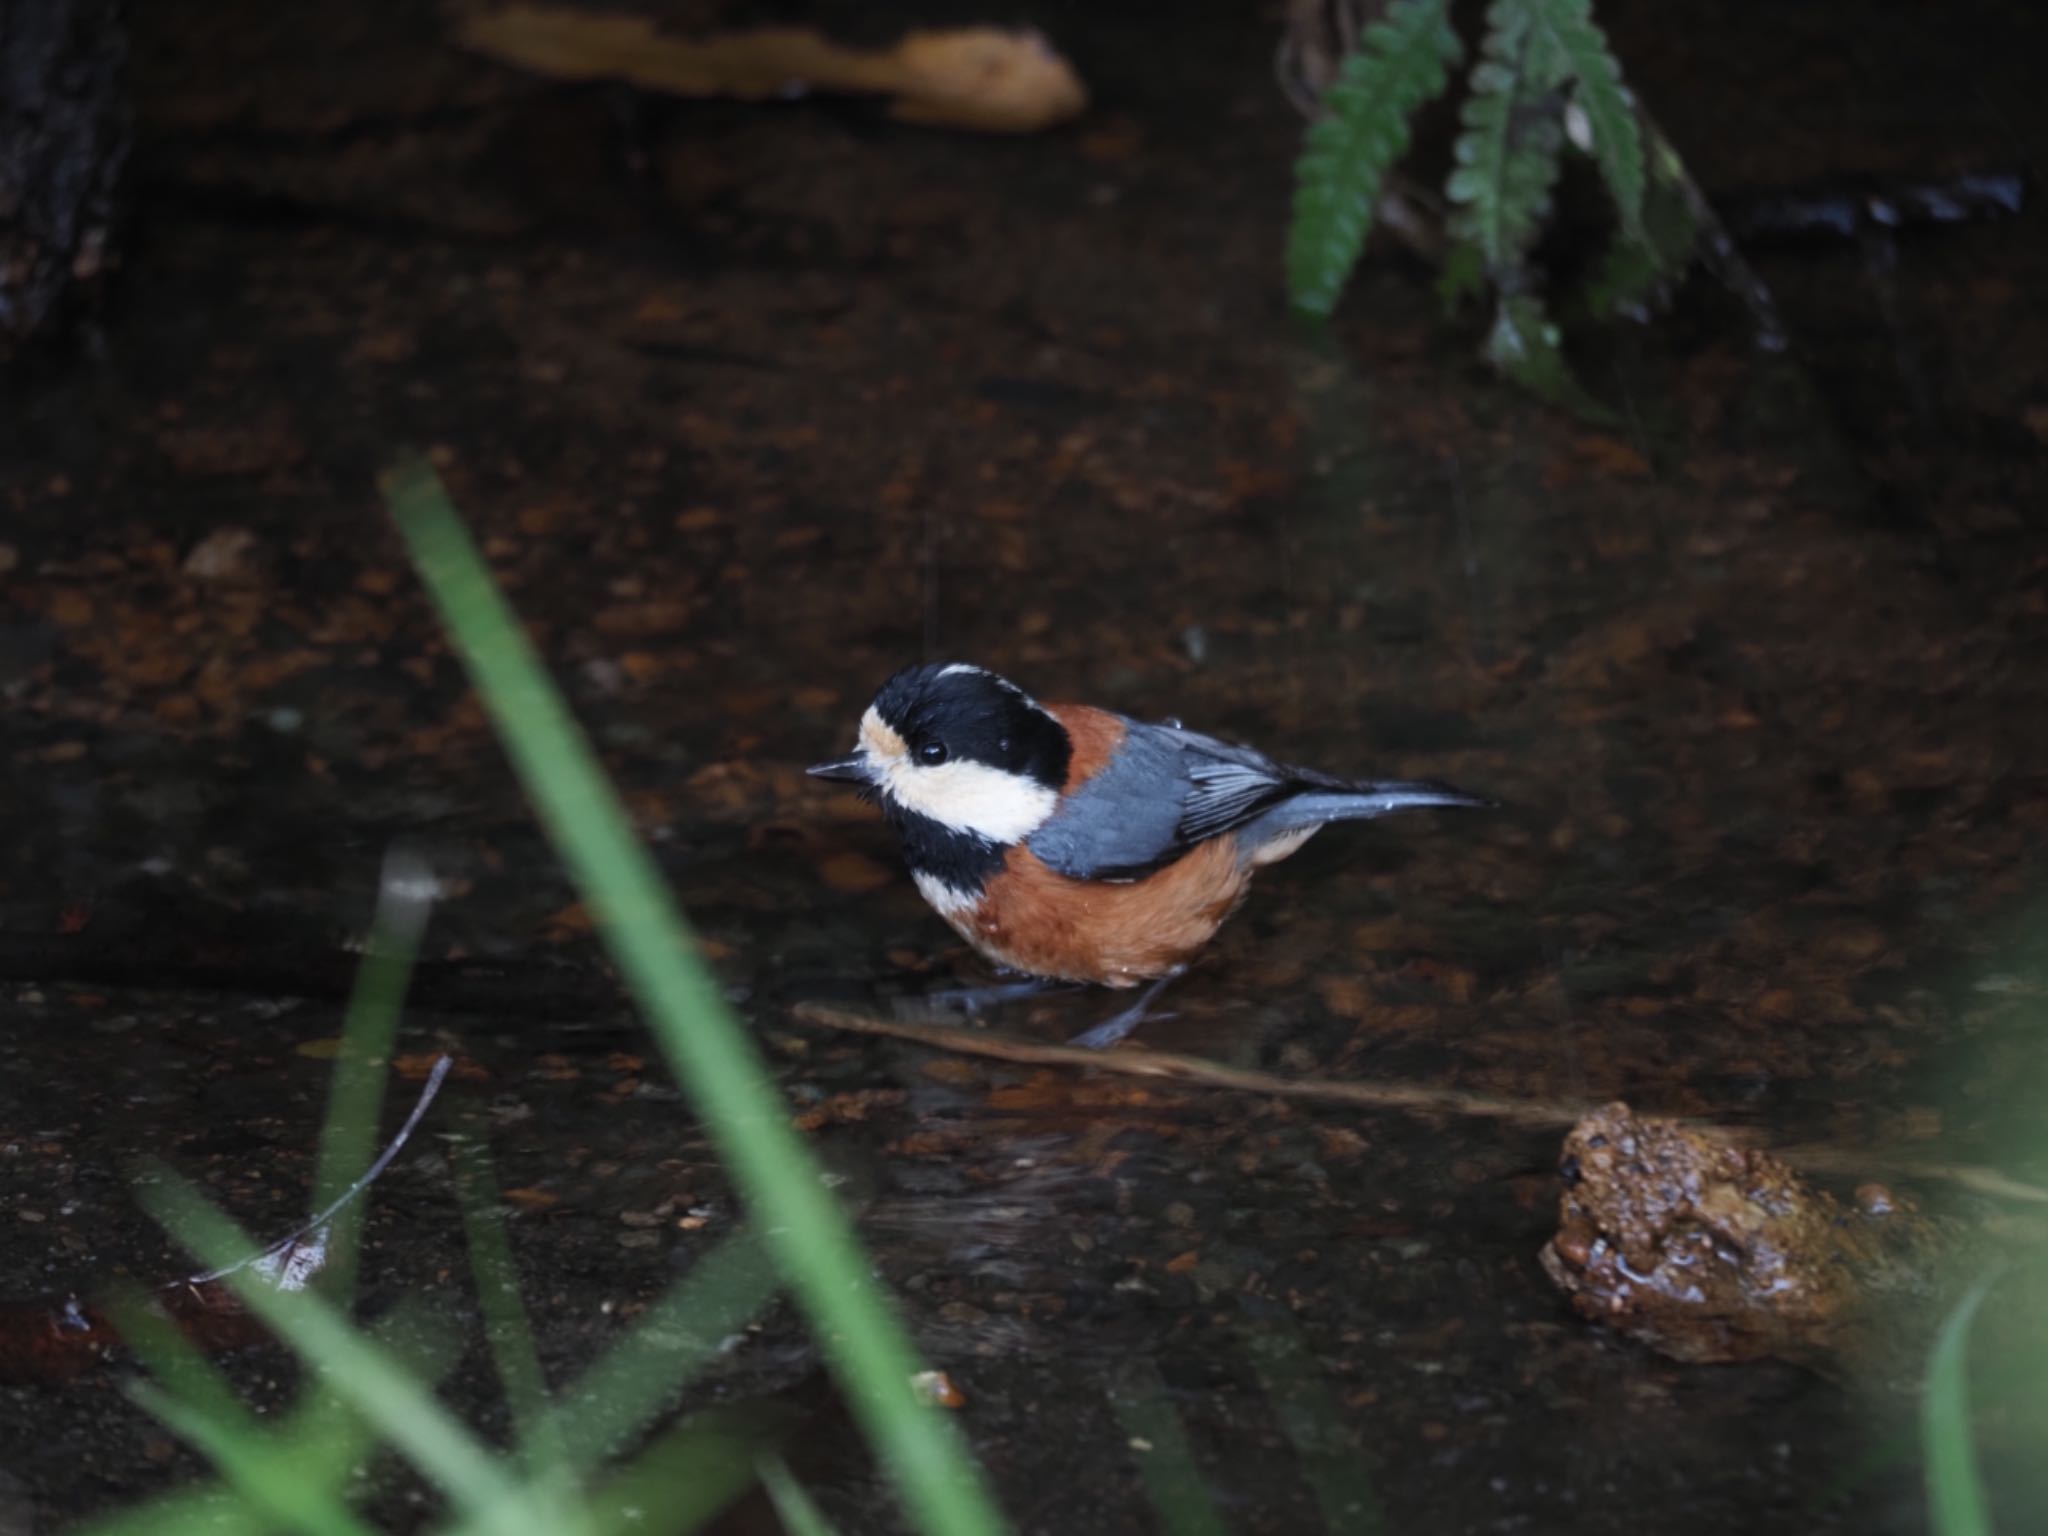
915, 740, 948, 766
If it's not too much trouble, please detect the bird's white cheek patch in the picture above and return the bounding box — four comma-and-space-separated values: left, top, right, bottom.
884, 759, 1056, 843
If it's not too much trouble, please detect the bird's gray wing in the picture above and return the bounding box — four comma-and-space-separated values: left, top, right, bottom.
1027, 718, 1309, 880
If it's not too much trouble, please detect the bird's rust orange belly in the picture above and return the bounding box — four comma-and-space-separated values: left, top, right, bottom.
948, 838, 1254, 986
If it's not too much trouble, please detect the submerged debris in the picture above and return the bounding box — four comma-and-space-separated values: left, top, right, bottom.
0, 1055, 451, 1385
909, 1368, 966, 1409
1540, 1102, 1955, 1371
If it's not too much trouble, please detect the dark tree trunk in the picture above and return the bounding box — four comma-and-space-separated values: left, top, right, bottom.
0, 0, 127, 342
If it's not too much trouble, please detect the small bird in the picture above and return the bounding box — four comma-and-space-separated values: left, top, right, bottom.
809, 663, 1488, 1045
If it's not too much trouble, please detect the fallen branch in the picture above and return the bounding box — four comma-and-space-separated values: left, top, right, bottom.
790, 1002, 2048, 1205
791, 1001, 1590, 1130
1762, 1142, 2048, 1207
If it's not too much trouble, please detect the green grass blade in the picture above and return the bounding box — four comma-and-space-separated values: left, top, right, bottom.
105, 1283, 272, 1431
759, 1455, 843, 1536
451, 1131, 571, 1481
436, 1236, 770, 1536
109, 1288, 380, 1536
547, 1226, 782, 1474
81, 1301, 466, 1536
137, 1170, 525, 1527
1923, 1275, 1997, 1536
313, 848, 431, 1298
577, 1407, 795, 1536
1528, 0, 1644, 241
1241, 1313, 1384, 1534
438, 1225, 777, 1536
79, 1392, 368, 1536
386, 458, 1006, 1536
1108, 1361, 1229, 1536
1286, 0, 1461, 315
127, 1382, 381, 1536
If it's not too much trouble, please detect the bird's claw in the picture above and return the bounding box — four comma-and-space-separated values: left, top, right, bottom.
919, 979, 1070, 1017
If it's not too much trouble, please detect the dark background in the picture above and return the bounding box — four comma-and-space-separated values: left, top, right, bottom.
2, 1, 2045, 1530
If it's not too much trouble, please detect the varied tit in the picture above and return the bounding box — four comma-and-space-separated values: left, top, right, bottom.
809, 663, 1489, 1046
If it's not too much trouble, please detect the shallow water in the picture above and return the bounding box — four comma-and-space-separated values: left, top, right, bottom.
3, 0, 2046, 1529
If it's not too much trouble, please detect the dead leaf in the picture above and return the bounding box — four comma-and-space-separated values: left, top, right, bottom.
1572, 434, 1653, 479
592, 600, 691, 637
686, 760, 771, 818
909, 1369, 967, 1409
42, 588, 94, 627
818, 851, 894, 893
792, 1088, 906, 1130
1315, 1126, 1370, 1162
456, 8, 1087, 133
183, 527, 264, 582
396, 1053, 489, 1082
153, 409, 306, 477
1402, 957, 1476, 1004
1316, 973, 1373, 1018
541, 902, 594, 937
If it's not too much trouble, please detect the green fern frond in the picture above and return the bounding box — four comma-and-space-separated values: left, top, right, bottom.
1286, 0, 1462, 316
1436, 240, 1488, 312
1582, 131, 1700, 319
1445, 0, 1569, 279
1527, 0, 1645, 241
1485, 293, 1617, 424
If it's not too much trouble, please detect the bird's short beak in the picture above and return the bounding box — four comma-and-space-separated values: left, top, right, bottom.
806, 755, 870, 784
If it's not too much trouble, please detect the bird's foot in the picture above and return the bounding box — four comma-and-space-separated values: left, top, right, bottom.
913, 978, 1075, 1018
1067, 971, 1182, 1049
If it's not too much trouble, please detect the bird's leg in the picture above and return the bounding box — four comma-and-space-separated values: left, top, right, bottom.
917, 976, 1076, 1017
1068, 969, 1184, 1050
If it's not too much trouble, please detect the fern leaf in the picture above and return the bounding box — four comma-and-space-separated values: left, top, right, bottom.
1286, 0, 1462, 316
1484, 293, 1617, 424
1436, 239, 1488, 312
1582, 124, 1700, 319
1445, 0, 1568, 279
1527, 0, 1645, 242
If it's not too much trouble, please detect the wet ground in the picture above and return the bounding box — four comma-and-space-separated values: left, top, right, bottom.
4, 0, 2048, 1529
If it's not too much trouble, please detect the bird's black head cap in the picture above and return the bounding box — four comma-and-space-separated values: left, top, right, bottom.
872, 663, 1071, 790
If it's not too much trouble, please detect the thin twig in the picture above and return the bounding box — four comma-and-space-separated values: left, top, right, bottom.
181, 1054, 455, 1287
791, 1003, 2048, 1204
1765, 1144, 2048, 1206
792, 1002, 1589, 1130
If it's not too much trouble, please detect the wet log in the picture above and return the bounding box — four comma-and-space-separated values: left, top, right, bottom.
0, 0, 127, 342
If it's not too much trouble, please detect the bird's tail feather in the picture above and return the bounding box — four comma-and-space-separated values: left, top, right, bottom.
1250, 779, 1493, 838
